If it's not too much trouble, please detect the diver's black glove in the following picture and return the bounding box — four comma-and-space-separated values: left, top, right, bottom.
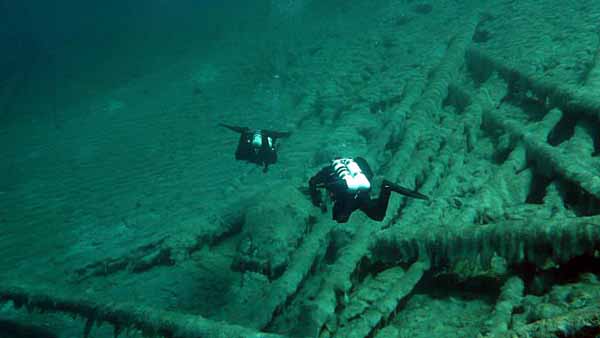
299, 186, 327, 213
310, 191, 327, 213
308, 179, 327, 213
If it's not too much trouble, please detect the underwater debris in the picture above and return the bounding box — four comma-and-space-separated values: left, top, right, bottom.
471, 48, 600, 218
0, 319, 57, 338
0, 284, 285, 338
484, 105, 600, 202
467, 48, 600, 123
483, 276, 524, 335
382, 14, 480, 182
334, 261, 429, 338
72, 201, 250, 282
229, 217, 335, 330
372, 215, 600, 271
496, 304, 600, 338
232, 185, 314, 280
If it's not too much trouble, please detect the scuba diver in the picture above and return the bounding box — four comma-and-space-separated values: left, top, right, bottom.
220, 123, 291, 172
308, 157, 429, 223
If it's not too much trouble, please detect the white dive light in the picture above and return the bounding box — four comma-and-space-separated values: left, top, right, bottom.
332, 158, 371, 192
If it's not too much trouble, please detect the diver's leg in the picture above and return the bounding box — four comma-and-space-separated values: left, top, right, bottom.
361, 180, 429, 221
360, 190, 391, 221
260, 147, 277, 171
235, 135, 250, 160
332, 201, 353, 223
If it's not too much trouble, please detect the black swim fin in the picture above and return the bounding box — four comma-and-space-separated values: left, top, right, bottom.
383, 180, 429, 201
219, 123, 248, 134
219, 124, 290, 138
263, 129, 291, 139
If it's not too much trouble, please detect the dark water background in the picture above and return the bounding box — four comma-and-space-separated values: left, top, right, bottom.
0, 0, 271, 123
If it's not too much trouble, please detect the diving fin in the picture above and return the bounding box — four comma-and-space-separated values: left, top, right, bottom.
263, 129, 291, 139
219, 123, 248, 134
383, 180, 429, 201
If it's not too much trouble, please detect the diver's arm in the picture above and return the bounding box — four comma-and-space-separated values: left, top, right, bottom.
219, 123, 248, 134
309, 168, 330, 212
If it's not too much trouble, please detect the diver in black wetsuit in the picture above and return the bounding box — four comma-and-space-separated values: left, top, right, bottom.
308, 157, 429, 223
220, 123, 291, 172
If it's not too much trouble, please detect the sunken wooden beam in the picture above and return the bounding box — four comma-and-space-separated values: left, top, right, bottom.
384, 85, 506, 235
309, 220, 388, 337
467, 47, 600, 122
384, 15, 481, 186
372, 215, 600, 270
367, 70, 426, 169
484, 105, 600, 201
73, 200, 247, 281
379, 14, 483, 235
334, 261, 429, 338
337, 267, 407, 328
0, 284, 284, 338
73, 238, 175, 281
483, 277, 524, 336
236, 221, 336, 330
494, 304, 600, 338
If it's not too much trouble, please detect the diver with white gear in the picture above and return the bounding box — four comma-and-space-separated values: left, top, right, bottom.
220, 123, 291, 172
308, 157, 429, 223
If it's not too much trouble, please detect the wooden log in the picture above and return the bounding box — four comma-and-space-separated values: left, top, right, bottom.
493, 304, 600, 338
334, 261, 429, 338
484, 104, 600, 201
234, 220, 336, 330
0, 284, 284, 338
372, 215, 600, 270
467, 47, 600, 122
483, 277, 524, 336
